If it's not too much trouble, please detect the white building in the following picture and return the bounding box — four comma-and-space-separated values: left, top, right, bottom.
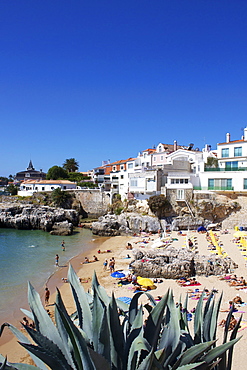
18, 180, 77, 197
199, 128, 247, 192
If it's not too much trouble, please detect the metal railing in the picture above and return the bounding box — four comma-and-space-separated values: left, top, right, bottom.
193, 186, 234, 191
204, 167, 247, 172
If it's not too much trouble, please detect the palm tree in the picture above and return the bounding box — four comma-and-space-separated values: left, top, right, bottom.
63, 158, 79, 173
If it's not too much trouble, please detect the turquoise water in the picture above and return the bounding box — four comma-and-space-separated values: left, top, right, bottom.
0, 227, 95, 323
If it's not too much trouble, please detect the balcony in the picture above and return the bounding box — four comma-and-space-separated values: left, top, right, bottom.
204, 167, 247, 172
194, 186, 234, 191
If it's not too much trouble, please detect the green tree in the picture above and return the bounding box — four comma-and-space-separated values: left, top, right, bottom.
6, 184, 18, 195
46, 166, 68, 180
51, 187, 71, 207
63, 158, 79, 173
206, 157, 218, 168
148, 194, 171, 218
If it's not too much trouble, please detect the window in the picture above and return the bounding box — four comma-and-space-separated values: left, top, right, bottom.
42, 187, 45, 191
244, 179, 247, 189
225, 161, 238, 170
112, 166, 116, 171
130, 179, 137, 187
153, 157, 156, 161
208, 179, 214, 189
158, 146, 162, 152
63, 186, 66, 189
120, 175, 124, 179
161, 156, 163, 160
144, 153, 147, 158
128, 163, 133, 169
234, 147, 242, 157
221, 148, 229, 158
177, 189, 184, 200
120, 165, 124, 170
51, 187, 54, 190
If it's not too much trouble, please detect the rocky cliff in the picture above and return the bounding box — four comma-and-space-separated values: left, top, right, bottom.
0, 203, 78, 235
92, 213, 161, 236
130, 247, 237, 279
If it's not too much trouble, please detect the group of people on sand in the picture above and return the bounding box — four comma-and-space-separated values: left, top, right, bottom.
82, 255, 99, 264
177, 277, 200, 286
21, 317, 35, 329
218, 274, 247, 288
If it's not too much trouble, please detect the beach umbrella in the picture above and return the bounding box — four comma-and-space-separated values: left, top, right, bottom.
233, 231, 247, 238
111, 271, 126, 278
197, 226, 206, 232
137, 277, 154, 287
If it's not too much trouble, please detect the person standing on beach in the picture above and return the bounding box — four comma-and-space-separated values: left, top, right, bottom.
103, 259, 108, 270
45, 287, 50, 306
61, 240, 65, 251
55, 254, 59, 266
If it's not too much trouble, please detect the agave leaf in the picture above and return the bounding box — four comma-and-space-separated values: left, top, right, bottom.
222, 304, 235, 344
226, 317, 243, 370
108, 293, 125, 367
136, 351, 156, 370
2, 365, 38, 370
144, 289, 169, 348
19, 343, 73, 370
67, 265, 93, 341
92, 286, 107, 353
21, 324, 74, 370
209, 292, 223, 342
124, 306, 144, 369
91, 270, 110, 304
56, 304, 96, 370
181, 294, 189, 331
20, 309, 34, 323
202, 299, 214, 342
176, 363, 205, 370
27, 282, 73, 368
98, 307, 111, 363
127, 335, 151, 370
173, 340, 215, 369
159, 291, 181, 360
0, 323, 47, 370
115, 298, 130, 312
193, 291, 204, 344
201, 337, 240, 364
203, 291, 214, 319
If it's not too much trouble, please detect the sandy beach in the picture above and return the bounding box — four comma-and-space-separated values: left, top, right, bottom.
1, 229, 247, 369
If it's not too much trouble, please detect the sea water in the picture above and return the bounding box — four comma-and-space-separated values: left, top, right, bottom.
0, 227, 95, 323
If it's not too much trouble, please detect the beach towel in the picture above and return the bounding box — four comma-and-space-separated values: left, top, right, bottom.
181, 283, 201, 287
238, 321, 247, 332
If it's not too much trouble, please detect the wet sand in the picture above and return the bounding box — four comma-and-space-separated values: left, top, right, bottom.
1, 230, 247, 369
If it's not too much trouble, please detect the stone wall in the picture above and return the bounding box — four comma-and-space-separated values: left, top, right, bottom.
74, 189, 111, 218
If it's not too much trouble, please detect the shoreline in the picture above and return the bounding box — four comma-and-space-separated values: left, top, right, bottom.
0, 230, 109, 347
1, 229, 247, 368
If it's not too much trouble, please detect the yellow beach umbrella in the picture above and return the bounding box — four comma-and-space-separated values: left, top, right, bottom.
233, 231, 247, 238
137, 277, 154, 287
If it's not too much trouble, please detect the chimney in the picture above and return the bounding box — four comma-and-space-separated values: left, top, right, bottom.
174, 140, 177, 151
226, 133, 230, 143
244, 127, 247, 141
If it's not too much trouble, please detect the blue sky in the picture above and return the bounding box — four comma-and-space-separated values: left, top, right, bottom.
1, 0, 247, 176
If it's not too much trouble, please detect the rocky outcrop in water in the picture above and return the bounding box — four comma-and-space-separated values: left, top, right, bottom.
50, 221, 74, 236
0, 203, 79, 234
92, 212, 161, 236
130, 247, 237, 279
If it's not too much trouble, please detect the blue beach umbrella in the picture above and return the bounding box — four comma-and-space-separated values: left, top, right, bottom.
111, 271, 126, 278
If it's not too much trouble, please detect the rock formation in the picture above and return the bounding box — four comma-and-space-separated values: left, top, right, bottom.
130, 247, 237, 279
0, 203, 79, 235
92, 212, 161, 236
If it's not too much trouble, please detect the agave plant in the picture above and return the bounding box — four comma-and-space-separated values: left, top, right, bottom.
0, 265, 241, 369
